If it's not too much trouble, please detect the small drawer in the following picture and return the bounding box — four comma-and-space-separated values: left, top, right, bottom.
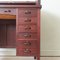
18, 8, 37, 17
16, 40, 37, 48
18, 25, 37, 32
18, 17, 37, 24
17, 32, 37, 40
0, 8, 16, 15
17, 48, 37, 56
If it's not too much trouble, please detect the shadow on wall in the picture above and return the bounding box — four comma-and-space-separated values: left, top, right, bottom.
41, 10, 60, 56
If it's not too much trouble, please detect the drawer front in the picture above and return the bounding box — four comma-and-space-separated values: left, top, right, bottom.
17, 33, 37, 40
16, 8, 39, 56
18, 17, 37, 24
0, 8, 16, 15
18, 25, 37, 32
17, 40, 37, 48
18, 9, 37, 17
17, 48, 37, 56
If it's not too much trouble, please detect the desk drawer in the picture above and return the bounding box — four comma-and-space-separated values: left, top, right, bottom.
18, 17, 37, 24
18, 25, 37, 32
17, 40, 37, 48
18, 8, 37, 17
18, 33, 37, 40
0, 8, 16, 15
17, 48, 37, 56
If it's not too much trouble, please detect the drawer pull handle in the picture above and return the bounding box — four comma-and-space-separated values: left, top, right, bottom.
24, 34, 31, 38
25, 27, 31, 30
24, 41, 31, 46
8, 10, 11, 12
25, 19, 31, 22
4, 10, 11, 12
25, 11, 31, 14
4, 11, 8, 12
24, 49, 31, 53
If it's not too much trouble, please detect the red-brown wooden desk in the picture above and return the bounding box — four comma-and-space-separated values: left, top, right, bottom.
0, 3, 41, 60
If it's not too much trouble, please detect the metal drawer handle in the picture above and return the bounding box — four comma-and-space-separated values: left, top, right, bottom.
25, 10, 31, 14
25, 19, 31, 22
24, 49, 31, 53
24, 34, 31, 38
25, 27, 31, 30
4, 10, 11, 12
4, 11, 8, 12
8, 10, 11, 12
24, 41, 31, 46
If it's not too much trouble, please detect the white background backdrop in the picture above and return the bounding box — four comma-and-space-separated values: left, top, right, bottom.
41, 0, 60, 56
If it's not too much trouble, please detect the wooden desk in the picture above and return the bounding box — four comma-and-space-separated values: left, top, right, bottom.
0, 3, 41, 60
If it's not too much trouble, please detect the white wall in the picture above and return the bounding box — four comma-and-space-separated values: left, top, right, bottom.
41, 57, 60, 60
41, 0, 60, 56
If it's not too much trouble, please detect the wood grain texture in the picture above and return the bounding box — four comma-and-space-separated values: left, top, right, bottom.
0, 14, 16, 19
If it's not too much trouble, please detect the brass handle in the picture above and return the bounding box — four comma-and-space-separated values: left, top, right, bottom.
24, 19, 31, 22
8, 10, 11, 12
4, 11, 8, 12
25, 10, 31, 14
24, 41, 31, 46
24, 34, 31, 38
25, 27, 31, 30
24, 49, 31, 53
4, 10, 11, 12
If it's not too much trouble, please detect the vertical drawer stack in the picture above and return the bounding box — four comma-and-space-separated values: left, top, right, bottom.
16, 8, 38, 56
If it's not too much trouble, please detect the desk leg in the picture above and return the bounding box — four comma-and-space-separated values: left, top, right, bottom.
34, 56, 40, 60
34, 56, 37, 60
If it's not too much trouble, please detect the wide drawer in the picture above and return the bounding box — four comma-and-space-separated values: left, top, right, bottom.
18, 25, 37, 32
17, 32, 37, 40
18, 8, 37, 17
18, 17, 37, 24
17, 48, 37, 56
0, 8, 16, 15
16, 40, 37, 48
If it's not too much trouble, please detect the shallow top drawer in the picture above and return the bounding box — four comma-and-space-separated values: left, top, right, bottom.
18, 8, 37, 17
0, 8, 16, 15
